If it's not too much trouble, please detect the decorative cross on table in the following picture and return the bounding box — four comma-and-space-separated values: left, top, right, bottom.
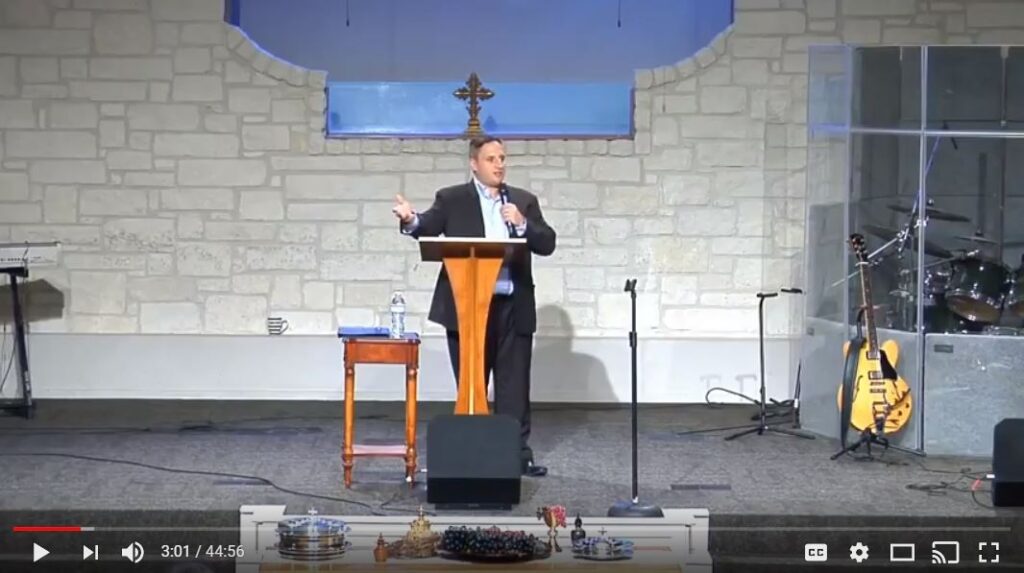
453, 72, 494, 136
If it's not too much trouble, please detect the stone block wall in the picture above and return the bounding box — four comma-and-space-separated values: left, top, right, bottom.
1, 0, 1021, 339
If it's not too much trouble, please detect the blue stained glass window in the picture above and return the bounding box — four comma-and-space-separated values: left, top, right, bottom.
326, 81, 634, 138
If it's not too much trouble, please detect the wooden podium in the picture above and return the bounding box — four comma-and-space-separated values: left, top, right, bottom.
418, 237, 526, 415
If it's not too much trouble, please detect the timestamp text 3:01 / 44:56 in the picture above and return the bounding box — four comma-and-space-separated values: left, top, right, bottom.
160, 544, 245, 559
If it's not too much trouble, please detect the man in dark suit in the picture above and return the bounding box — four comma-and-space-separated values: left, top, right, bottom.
392, 135, 557, 477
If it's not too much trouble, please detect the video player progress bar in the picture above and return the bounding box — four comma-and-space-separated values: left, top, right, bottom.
13, 526, 94, 532
13, 526, 239, 532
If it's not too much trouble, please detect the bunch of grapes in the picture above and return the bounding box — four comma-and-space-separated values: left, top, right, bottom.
440, 526, 539, 557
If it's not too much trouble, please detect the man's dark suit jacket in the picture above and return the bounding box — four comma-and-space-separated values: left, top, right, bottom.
403, 181, 557, 335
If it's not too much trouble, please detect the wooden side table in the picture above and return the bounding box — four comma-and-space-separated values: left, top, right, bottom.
341, 333, 420, 489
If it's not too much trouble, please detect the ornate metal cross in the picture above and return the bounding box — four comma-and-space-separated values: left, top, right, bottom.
453, 72, 494, 136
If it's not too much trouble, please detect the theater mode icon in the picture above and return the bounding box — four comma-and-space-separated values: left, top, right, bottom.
804, 543, 828, 562
890, 543, 915, 562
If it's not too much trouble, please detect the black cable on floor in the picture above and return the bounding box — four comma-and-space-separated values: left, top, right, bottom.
674, 418, 793, 436
0, 415, 390, 436
0, 452, 430, 516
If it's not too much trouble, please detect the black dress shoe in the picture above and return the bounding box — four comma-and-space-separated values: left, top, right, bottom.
523, 461, 547, 477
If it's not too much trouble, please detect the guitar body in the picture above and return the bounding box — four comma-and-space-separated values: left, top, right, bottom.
836, 233, 914, 437
837, 338, 912, 434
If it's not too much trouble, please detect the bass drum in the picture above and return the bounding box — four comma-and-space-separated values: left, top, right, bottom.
945, 256, 1009, 323
923, 301, 984, 334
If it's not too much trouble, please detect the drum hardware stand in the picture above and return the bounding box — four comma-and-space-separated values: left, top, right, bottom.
829, 203, 923, 291
0, 266, 34, 419
725, 290, 815, 442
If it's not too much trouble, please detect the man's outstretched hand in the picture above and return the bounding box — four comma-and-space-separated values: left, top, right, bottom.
392, 194, 414, 224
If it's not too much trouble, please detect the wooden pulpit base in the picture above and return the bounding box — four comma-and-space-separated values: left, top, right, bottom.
444, 253, 503, 415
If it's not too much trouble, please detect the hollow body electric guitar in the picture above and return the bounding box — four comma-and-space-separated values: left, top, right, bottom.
837, 234, 913, 435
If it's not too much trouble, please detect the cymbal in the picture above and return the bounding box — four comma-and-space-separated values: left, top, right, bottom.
862, 224, 952, 258
955, 234, 997, 245
887, 203, 971, 222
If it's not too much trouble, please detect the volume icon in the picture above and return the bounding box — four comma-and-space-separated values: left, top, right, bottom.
121, 542, 144, 563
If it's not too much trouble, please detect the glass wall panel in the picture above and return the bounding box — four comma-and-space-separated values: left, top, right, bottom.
804, 44, 1024, 456
800, 45, 852, 442
921, 134, 1024, 455
851, 46, 921, 130
926, 47, 1006, 132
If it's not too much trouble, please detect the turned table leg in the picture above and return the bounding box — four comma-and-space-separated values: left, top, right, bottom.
405, 365, 418, 486
343, 363, 355, 488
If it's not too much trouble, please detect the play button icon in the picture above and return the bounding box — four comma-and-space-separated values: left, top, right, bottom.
33, 543, 49, 562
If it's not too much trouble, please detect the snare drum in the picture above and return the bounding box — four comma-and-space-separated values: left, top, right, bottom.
944, 256, 1009, 323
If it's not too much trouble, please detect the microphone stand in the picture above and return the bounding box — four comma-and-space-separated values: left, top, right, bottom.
725, 290, 815, 442
608, 278, 663, 518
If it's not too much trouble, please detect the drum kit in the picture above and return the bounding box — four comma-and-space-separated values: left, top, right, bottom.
844, 199, 1024, 336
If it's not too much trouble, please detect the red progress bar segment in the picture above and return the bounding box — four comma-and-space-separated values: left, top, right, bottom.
13, 526, 92, 532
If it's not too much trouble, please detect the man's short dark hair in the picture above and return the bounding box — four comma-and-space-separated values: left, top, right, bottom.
469, 135, 503, 158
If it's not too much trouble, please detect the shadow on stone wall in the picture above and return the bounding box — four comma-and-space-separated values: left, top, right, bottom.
0, 278, 64, 326
532, 304, 616, 402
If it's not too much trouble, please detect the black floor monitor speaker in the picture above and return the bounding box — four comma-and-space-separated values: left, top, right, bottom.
992, 418, 1024, 507
427, 414, 521, 508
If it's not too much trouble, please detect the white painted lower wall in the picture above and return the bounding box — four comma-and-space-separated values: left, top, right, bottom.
11, 333, 799, 403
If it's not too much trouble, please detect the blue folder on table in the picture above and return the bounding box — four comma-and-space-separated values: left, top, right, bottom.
337, 327, 419, 340
338, 326, 389, 337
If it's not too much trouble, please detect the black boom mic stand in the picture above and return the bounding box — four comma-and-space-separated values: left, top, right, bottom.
725, 289, 815, 442
608, 278, 663, 518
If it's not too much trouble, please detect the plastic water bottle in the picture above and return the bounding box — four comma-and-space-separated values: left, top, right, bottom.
389, 291, 406, 338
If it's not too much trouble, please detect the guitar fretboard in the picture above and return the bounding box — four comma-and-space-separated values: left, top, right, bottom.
856, 260, 879, 359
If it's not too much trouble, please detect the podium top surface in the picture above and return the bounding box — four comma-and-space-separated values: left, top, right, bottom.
418, 236, 526, 261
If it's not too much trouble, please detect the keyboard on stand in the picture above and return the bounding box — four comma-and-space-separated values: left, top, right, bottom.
0, 241, 60, 269
0, 241, 60, 418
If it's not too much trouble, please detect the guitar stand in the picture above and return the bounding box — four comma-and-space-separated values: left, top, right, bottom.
725, 293, 815, 442
830, 427, 889, 460
831, 425, 921, 460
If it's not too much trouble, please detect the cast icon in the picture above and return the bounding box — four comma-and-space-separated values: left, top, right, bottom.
932, 541, 959, 565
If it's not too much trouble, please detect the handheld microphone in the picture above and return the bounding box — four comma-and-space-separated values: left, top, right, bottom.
499, 184, 516, 237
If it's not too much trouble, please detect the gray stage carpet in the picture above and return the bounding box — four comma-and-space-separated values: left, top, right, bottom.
0, 400, 1021, 571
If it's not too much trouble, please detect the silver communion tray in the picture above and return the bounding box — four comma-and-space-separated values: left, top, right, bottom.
275, 515, 352, 560
572, 536, 634, 561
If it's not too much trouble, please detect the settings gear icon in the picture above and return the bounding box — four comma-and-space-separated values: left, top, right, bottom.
849, 542, 869, 563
